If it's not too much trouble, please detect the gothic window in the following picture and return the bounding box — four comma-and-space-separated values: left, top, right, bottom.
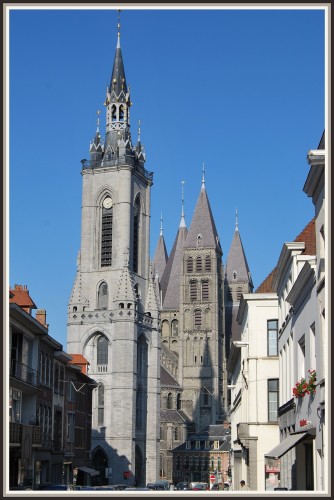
184, 309, 191, 330
97, 384, 104, 426
202, 280, 209, 301
177, 393, 181, 410
97, 336, 108, 370
194, 309, 202, 328
162, 320, 170, 337
119, 105, 124, 121
205, 255, 211, 272
174, 427, 179, 440
203, 392, 209, 406
167, 392, 173, 409
98, 282, 108, 309
190, 280, 197, 301
171, 319, 179, 336
136, 386, 142, 428
196, 256, 202, 272
187, 257, 193, 273
111, 105, 117, 122
204, 308, 211, 329
133, 197, 140, 273
101, 200, 113, 267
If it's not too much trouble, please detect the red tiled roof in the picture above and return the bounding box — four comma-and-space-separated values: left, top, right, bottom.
255, 267, 277, 293
9, 284, 37, 309
69, 354, 89, 365
255, 218, 316, 293
294, 218, 316, 255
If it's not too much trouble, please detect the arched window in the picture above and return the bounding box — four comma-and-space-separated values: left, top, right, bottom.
171, 319, 179, 336
167, 392, 173, 409
196, 256, 202, 272
97, 336, 108, 371
187, 257, 193, 273
98, 384, 104, 426
133, 197, 140, 273
136, 385, 142, 429
119, 105, 124, 121
190, 280, 197, 301
202, 280, 209, 301
177, 393, 181, 410
174, 427, 179, 440
162, 320, 170, 337
194, 309, 202, 328
111, 105, 117, 122
233, 271, 237, 280
205, 255, 211, 272
101, 198, 113, 267
98, 282, 108, 309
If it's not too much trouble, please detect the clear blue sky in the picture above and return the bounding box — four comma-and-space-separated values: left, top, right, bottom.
8, 6, 326, 349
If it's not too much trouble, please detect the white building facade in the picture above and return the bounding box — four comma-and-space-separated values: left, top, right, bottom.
265, 132, 327, 492
228, 292, 279, 491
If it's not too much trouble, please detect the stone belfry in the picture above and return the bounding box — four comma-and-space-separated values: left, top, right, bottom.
67, 16, 160, 487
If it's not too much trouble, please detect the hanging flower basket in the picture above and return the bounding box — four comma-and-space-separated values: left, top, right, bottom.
292, 370, 316, 398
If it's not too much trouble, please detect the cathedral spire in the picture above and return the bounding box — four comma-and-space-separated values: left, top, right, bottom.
160, 212, 163, 236
202, 162, 206, 189
179, 180, 186, 228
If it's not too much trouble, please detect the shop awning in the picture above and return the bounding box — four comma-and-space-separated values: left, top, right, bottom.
265, 431, 311, 460
77, 466, 100, 476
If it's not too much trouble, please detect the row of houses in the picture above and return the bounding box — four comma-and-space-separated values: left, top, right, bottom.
227, 132, 327, 491
8, 285, 98, 490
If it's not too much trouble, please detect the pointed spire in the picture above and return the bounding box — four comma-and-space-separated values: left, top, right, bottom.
202, 162, 206, 189
235, 207, 239, 232
160, 212, 163, 236
179, 180, 186, 228
109, 10, 127, 98
185, 185, 220, 250
117, 10, 121, 49
138, 119, 141, 143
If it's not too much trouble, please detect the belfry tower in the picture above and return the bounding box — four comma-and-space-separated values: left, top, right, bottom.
67, 18, 160, 486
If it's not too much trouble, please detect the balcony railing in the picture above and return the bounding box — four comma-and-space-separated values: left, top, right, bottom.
10, 359, 38, 387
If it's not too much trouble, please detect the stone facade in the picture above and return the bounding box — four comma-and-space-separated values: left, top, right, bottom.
67, 28, 160, 487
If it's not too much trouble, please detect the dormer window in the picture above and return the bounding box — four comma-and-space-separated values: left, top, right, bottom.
233, 271, 237, 280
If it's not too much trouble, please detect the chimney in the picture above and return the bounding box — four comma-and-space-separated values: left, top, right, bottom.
36, 309, 48, 329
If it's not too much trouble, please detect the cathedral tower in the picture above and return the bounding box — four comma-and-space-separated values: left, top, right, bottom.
67, 19, 160, 486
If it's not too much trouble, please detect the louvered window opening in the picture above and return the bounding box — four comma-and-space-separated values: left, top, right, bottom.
202, 281, 209, 301
194, 309, 202, 327
205, 255, 211, 272
187, 257, 193, 273
196, 256, 202, 272
101, 207, 113, 267
190, 281, 197, 301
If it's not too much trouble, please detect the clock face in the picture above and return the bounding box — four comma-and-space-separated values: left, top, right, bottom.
103, 197, 113, 209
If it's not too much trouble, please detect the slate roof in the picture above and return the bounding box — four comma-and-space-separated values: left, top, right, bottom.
184, 187, 221, 250
161, 409, 190, 424
109, 33, 128, 99
9, 284, 37, 311
152, 235, 168, 282
161, 365, 180, 387
160, 226, 188, 309
225, 229, 252, 283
